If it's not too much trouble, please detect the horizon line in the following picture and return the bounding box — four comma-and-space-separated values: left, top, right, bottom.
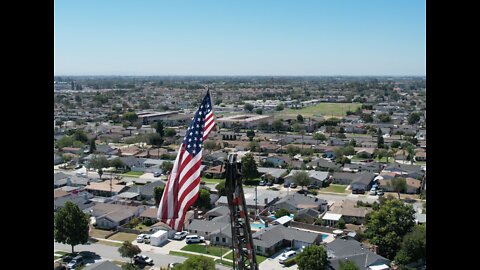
54, 74, 426, 77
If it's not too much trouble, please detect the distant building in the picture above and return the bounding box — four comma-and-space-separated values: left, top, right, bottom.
217, 114, 273, 128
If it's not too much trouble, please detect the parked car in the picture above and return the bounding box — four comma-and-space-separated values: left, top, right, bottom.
376, 189, 384, 196
290, 183, 297, 188
283, 183, 290, 188
369, 188, 377, 195
136, 234, 147, 243
133, 255, 154, 265
307, 183, 319, 189
279, 250, 297, 264
153, 171, 161, 177
66, 255, 83, 269
185, 235, 205, 244
173, 231, 188, 240
143, 234, 151, 244
259, 180, 266, 186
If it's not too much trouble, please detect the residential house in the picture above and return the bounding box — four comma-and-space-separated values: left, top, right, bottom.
118, 145, 142, 156
85, 180, 129, 197
343, 162, 384, 174
203, 165, 226, 179
307, 158, 342, 172
257, 167, 288, 183
274, 194, 328, 213
139, 207, 158, 224
263, 155, 289, 167
382, 163, 425, 180
252, 225, 323, 256
186, 214, 231, 240
126, 181, 165, 201
326, 238, 391, 270
54, 172, 70, 188
350, 172, 376, 193
203, 151, 228, 167
354, 148, 375, 158
328, 200, 373, 224
284, 170, 329, 187
54, 188, 94, 211
295, 208, 321, 224
204, 205, 230, 221
216, 191, 279, 214
329, 138, 346, 147
379, 177, 421, 194
414, 150, 426, 162
259, 141, 280, 153
90, 203, 146, 230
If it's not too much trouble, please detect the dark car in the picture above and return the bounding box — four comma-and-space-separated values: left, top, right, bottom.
283, 183, 290, 188
307, 184, 319, 189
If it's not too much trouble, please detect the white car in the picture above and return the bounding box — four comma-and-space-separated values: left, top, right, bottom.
136, 234, 147, 243
279, 250, 297, 264
185, 235, 205, 244
173, 231, 188, 240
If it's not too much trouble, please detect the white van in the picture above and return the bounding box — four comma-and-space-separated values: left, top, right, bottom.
279, 250, 297, 264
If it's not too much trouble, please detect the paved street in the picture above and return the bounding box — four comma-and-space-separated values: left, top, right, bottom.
54, 241, 231, 270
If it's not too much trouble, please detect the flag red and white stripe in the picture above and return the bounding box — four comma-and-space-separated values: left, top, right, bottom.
157, 91, 215, 231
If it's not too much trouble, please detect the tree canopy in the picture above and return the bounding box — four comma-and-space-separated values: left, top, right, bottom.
54, 201, 89, 253
172, 255, 215, 270
297, 244, 328, 270
339, 260, 360, 270
275, 208, 290, 219
293, 171, 311, 190
154, 186, 165, 206
118, 241, 141, 263
241, 153, 258, 181
394, 224, 426, 267
365, 198, 416, 260
193, 188, 211, 210
244, 103, 254, 112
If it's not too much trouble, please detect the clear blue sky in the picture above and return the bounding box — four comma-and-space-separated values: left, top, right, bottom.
54, 0, 425, 76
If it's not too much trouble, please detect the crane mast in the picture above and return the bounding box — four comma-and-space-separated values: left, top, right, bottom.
224, 154, 258, 270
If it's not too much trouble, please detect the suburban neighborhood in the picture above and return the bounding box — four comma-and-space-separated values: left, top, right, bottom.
54, 76, 426, 270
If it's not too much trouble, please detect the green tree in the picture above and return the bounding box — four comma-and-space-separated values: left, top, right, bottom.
204, 141, 217, 150
87, 155, 110, 170
292, 123, 303, 133
255, 108, 263, 115
110, 158, 126, 170
287, 145, 301, 156
390, 177, 407, 199
297, 114, 304, 123
337, 218, 346, 229
73, 130, 89, 143
54, 201, 89, 253
164, 128, 176, 137
123, 112, 138, 123
272, 119, 283, 133
155, 121, 165, 137
89, 138, 96, 153
349, 139, 357, 147
275, 208, 290, 219
377, 129, 384, 148
148, 133, 164, 148
249, 140, 260, 152
275, 103, 284, 111
394, 224, 426, 266
297, 245, 328, 270
258, 121, 269, 131
244, 103, 254, 112
390, 141, 401, 148
339, 260, 360, 270
378, 113, 391, 123
154, 186, 165, 206
313, 133, 327, 143
193, 188, 211, 210
293, 171, 311, 191
118, 241, 141, 264
407, 112, 421, 124
241, 153, 258, 180
365, 199, 416, 260
246, 129, 255, 141
215, 181, 226, 196
160, 161, 174, 173
173, 255, 215, 270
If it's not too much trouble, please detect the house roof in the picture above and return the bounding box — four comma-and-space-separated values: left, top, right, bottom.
275, 194, 327, 209
83, 260, 122, 270
286, 170, 329, 181
140, 207, 158, 219
205, 165, 225, 174
297, 208, 321, 218
85, 181, 127, 193
116, 192, 140, 199
253, 224, 321, 247
127, 180, 165, 197
257, 167, 288, 178
92, 203, 143, 222
331, 200, 373, 218
326, 239, 391, 270
206, 205, 230, 217
322, 212, 342, 221
54, 189, 69, 199
351, 172, 376, 185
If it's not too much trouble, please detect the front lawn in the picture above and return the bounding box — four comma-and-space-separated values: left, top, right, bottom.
107, 232, 137, 242
89, 228, 113, 239
224, 252, 267, 264
181, 243, 229, 257
169, 251, 199, 259
120, 171, 144, 177
201, 177, 225, 184
321, 184, 348, 193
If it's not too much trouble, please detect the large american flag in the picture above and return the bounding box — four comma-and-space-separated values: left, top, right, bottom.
157, 90, 216, 231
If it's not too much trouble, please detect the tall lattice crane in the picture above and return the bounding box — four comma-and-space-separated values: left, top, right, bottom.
224, 154, 258, 270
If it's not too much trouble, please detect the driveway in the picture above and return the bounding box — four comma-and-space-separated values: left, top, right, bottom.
133, 238, 189, 255
259, 249, 298, 270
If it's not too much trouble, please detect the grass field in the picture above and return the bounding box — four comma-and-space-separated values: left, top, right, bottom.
169, 251, 200, 259
181, 244, 229, 257
201, 177, 225, 184
107, 232, 137, 242
277, 102, 362, 118
322, 184, 348, 193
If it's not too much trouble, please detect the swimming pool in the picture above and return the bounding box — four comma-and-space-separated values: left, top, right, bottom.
250, 223, 265, 230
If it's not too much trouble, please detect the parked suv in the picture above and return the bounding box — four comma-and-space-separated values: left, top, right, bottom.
133, 255, 154, 265
185, 235, 205, 244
